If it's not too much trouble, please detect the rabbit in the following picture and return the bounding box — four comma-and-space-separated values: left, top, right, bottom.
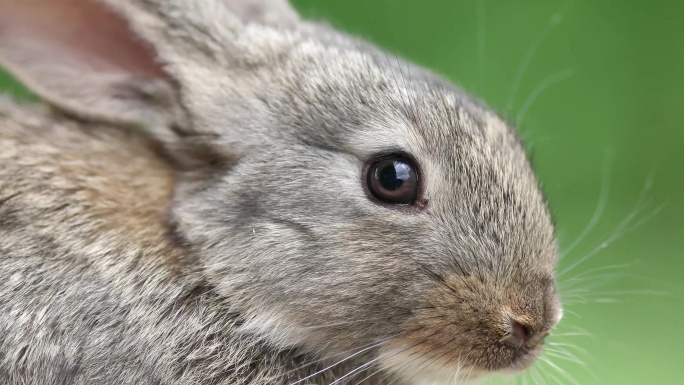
0, 0, 563, 384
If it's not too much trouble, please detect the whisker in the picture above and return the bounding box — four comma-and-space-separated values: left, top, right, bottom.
448, 353, 470, 385
329, 360, 378, 385
405, 337, 468, 382
560, 199, 658, 277
559, 265, 673, 307
561, 275, 625, 296
331, 330, 442, 385
561, 267, 635, 291
286, 335, 392, 375
399, 335, 459, 384
505, 0, 574, 113
559, 136, 661, 283
559, 148, 612, 260
539, 355, 581, 385
622, 201, 667, 235
544, 348, 586, 366
521, 366, 530, 385
546, 341, 589, 356
525, 364, 539, 385
561, 288, 672, 306
563, 261, 637, 280
544, 347, 600, 384
516, 68, 574, 126
462, 357, 481, 382
549, 332, 592, 339
563, 288, 671, 298
283, 316, 451, 380
286, 338, 389, 385
530, 363, 545, 385
549, 325, 595, 339
539, 366, 563, 385
350, 364, 388, 385
555, 307, 582, 319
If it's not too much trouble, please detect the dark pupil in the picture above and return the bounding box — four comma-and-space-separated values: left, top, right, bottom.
380, 161, 410, 191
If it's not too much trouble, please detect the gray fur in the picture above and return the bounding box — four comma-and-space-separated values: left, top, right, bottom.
0, 0, 562, 384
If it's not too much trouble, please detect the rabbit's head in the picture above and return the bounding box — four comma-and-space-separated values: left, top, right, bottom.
0, 0, 562, 381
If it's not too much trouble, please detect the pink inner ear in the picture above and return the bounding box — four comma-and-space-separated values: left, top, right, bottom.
0, 0, 165, 78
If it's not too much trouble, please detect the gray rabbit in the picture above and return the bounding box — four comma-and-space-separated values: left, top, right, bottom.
0, 0, 563, 384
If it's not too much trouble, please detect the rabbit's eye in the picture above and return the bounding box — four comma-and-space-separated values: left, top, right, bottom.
367, 156, 419, 205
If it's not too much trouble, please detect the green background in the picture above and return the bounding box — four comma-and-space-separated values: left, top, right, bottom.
1, 0, 682, 384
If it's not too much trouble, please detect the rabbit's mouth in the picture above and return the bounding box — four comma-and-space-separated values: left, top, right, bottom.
375, 330, 546, 383
371, 272, 562, 381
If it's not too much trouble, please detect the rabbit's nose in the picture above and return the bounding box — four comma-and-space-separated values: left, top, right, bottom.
499, 319, 546, 350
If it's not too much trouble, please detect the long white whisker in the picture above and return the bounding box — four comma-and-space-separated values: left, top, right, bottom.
521, 366, 530, 385
539, 355, 581, 385
560, 199, 656, 276
544, 348, 586, 366
462, 357, 481, 383
287, 338, 390, 385
550, 325, 595, 339
560, 152, 661, 277
283, 332, 404, 378
505, 0, 574, 113
546, 341, 590, 356
561, 270, 633, 291
559, 149, 612, 260
351, 330, 445, 385
516, 68, 574, 126
329, 358, 380, 385
561, 275, 624, 296
621, 202, 667, 235
452, 353, 470, 385
562, 261, 637, 283
530, 363, 545, 385
540, 367, 563, 385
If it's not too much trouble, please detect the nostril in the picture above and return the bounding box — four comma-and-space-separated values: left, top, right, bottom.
511, 320, 534, 343
500, 319, 536, 349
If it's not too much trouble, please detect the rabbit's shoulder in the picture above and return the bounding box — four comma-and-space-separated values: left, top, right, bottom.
0, 99, 181, 266
0, 98, 219, 385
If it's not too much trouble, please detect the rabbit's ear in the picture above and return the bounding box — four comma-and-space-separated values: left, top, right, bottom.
225, 0, 299, 28
0, 0, 181, 129
0, 0, 302, 166
0, 0, 300, 162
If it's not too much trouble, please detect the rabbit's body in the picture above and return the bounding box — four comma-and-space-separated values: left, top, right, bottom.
0, 99, 394, 384
0, 0, 563, 384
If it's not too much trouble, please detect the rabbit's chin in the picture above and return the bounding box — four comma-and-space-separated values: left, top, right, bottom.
377, 347, 484, 385
376, 343, 542, 385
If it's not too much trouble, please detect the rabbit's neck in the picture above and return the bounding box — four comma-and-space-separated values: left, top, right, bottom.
152, 280, 406, 385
